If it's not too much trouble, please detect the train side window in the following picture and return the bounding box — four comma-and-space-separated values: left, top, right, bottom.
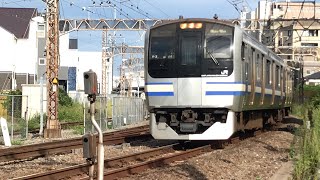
280, 66, 282, 88
276, 65, 280, 88
247, 46, 252, 82
266, 60, 271, 85
256, 53, 260, 82
251, 48, 255, 76
241, 43, 245, 61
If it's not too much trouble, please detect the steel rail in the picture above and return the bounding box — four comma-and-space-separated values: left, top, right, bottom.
13, 130, 263, 180
0, 125, 149, 162
12, 144, 178, 180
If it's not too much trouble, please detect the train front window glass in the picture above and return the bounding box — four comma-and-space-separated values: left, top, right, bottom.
148, 24, 176, 78
150, 37, 175, 60
181, 37, 197, 65
204, 23, 232, 58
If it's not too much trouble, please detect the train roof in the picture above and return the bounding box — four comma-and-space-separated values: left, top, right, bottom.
150, 18, 286, 68
151, 18, 235, 29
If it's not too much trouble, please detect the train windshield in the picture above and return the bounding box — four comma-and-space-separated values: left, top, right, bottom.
204, 24, 233, 58
148, 22, 234, 78
148, 24, 177, 78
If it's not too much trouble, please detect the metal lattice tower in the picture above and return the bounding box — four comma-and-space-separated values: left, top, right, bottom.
44, 0, 61, 138
120, 53, 126, 96
101, 30, 108, 96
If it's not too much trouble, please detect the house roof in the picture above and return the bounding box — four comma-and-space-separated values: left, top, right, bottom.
0, 7, 37, 39
305, 71, 320, 80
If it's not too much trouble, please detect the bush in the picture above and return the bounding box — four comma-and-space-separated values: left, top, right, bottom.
58, 102, 83, 122
58, 88, 73, 106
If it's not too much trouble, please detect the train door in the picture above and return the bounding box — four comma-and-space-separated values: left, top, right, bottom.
249, 48, 256, 105
260, 55, 265, 105
243, 44, 249, 106
177, 31, 202, 106
271, 61, 275, 105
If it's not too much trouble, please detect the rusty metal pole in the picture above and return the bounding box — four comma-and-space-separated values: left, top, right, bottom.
44, 0, 61, 138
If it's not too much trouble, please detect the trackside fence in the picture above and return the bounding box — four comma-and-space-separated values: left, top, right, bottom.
84, 95, 146, 133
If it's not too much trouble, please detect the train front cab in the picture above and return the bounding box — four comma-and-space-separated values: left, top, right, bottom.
145, 19, 239, 140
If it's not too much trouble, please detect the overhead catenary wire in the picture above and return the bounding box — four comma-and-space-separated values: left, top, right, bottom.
141, 0, 169, 18
112, 0, 152, 19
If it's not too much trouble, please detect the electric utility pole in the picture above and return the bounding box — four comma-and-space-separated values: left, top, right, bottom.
44, 0, 61, 138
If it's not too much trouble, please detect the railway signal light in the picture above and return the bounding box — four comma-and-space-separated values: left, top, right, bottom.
82, 133, 97, 159
84, 69, 98, 96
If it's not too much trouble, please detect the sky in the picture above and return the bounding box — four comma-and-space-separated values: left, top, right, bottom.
0, 0, 260, 76
0, 0, 260, 51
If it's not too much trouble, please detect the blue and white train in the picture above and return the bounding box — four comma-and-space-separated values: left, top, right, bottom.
144, 18, 294, 140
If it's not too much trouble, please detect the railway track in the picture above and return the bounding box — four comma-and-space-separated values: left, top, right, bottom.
0, 125, 150, 162
13, 129, 264, 180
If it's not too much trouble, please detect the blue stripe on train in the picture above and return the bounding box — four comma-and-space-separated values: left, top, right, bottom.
146, 92, 174, 96
205, 91, 246, 96
205, 91, 283, 96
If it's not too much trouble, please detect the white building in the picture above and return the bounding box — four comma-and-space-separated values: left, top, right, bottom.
0, 7, 102, 92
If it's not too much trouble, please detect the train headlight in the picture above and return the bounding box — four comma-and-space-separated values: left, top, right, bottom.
180, 23, 202, 29
188, 23, 195, 29
180, 23, 187, 29
195, 23, 202, 29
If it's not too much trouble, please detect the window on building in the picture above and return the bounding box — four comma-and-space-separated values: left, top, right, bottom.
303, 30, 318, 37
301, 43, 318, 47
38, 24, 45, 31
287, 55, 291, 60
309, 30, 318, 36
39, 58, 45, 65
287, 43, 292, 46
307, 70, 311, 75
69, 39, 78, 49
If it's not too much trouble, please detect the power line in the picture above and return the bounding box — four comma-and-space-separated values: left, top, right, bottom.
113, 0, 152, 18
141, 0, 169, 18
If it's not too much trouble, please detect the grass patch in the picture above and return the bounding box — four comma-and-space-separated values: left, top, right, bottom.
11, 139, 23, 145
71, 125, 84, 135
291, 103, 320, 180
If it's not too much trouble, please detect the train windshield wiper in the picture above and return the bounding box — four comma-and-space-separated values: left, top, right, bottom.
206, 48, 220, 66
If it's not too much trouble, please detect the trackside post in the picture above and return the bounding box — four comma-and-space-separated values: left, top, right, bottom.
83, 69, 104, 180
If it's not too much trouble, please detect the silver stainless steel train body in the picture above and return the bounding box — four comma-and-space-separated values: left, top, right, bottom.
144, 18, 294, 140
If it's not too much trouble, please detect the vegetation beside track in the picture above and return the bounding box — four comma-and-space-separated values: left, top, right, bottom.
1, 89, 84, 135
291, 86, 320, 180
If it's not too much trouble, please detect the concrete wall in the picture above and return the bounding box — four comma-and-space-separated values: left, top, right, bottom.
74, 51, 102, 91
21, 84, 46, 120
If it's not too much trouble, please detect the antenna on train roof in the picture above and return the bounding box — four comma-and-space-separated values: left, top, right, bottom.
213, 14, 218, 20
179, 15, 183, 19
